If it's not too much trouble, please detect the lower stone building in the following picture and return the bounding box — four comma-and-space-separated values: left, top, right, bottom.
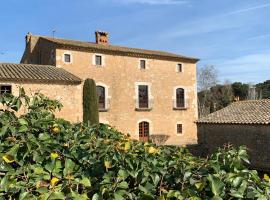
0, 63, 82, 121
197, 99, 270, 170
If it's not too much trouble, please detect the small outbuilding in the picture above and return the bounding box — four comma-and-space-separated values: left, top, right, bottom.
0, 63, 82, 122
197, 99, 270, 170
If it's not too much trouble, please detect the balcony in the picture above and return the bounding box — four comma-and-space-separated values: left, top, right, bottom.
173, 99, 188, 110
135, 99, 153, 111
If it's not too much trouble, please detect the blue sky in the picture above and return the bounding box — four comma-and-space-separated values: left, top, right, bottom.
0, 0, 270, 84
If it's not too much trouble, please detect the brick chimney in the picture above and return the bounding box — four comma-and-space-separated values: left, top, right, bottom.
95, 31, 109, 45
25, 32, 32, 45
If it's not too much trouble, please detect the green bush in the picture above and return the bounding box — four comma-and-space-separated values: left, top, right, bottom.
83, 78, 99, 126
0, 89, 270, 199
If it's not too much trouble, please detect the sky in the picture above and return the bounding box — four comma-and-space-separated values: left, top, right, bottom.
0, 0, 270, 84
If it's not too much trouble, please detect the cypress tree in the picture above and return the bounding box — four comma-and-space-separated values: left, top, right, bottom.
83, 78, 99, 126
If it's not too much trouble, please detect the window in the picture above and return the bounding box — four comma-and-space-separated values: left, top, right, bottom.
176, 88, 185, 108
95, 55, 102, 66
139, 121, 149, 141
177, 124, 183, 134
64, 54, 71, 63
140, 60, 146, 69
0, 85, 12, 95
138, 85, 149, 108
177, 63, 182, 72
96, 86, 106, 110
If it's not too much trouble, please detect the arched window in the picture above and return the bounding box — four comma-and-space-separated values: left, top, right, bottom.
176, 88, 185, 108
96, 86, 105, 110
139, 121, 149, 142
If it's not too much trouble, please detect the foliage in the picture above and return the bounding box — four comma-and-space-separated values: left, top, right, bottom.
0, 89, 270, 199
231, 82, 249, 100
256, 80, 270, 99
198, 84, 233, 117
83, 78, 99, 126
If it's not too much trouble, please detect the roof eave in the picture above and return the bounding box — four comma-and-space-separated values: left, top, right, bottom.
0, 77, 82, 85
40, 37, 199, 63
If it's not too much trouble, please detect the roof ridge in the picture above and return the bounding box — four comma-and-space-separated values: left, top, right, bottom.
32, 34, 199, 62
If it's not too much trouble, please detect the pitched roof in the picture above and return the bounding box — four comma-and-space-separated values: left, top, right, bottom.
0, 63, 81, 85
38, 36, 199, 63
197, 99, 270, 125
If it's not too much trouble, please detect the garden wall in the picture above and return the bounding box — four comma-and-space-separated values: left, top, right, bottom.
197, 124, 270, 171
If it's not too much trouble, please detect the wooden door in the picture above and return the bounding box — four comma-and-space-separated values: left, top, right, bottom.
139, 121, 149, 142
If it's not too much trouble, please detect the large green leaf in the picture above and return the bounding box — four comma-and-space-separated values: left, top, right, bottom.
207, 175, 225, 197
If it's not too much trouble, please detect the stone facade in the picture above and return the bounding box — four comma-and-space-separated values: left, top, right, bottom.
0, 81, 82, 122
197, 124, 270, 170
21, 33, 199, 145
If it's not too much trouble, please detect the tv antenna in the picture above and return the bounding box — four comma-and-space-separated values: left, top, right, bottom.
52, 29, 56, 38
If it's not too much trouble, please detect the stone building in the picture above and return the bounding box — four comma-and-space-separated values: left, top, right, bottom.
0, 63, 82, 120
13, 31, 198, 145
197, 99, 270, 170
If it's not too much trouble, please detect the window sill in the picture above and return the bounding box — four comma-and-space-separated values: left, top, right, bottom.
173, 107, 188, 110
135, 107, 152, 111
99, 109, 109, 112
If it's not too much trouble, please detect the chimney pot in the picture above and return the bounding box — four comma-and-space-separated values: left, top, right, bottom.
95, 31, 109, 45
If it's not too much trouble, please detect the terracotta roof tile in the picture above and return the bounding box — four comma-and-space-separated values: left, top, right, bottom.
38, 36, 199, 63
197, 99, 270, 125
0, 63, 81, 85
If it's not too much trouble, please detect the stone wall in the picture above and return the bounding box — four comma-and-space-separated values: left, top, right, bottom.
197, 124, 270, 170
55, 48, 198, 145
0, 81, 82, 122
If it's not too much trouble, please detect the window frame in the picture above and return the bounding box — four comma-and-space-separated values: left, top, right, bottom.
176, 63, 183, 73
139, 59, 146, 70
176, 122, 184, 136
62, 52, 72, 64
96, 83, 110, 111
96, 85, 106, 110
177, 124, 183, 134
173, 87, 187, 109
135, 82, 152, 111
95, 55, 102, 66
0, 85, 12, 95
138, 85, 149, 108
93, 54, 105, 66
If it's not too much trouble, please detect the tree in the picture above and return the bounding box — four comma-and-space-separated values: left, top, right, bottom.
256, 80, 270, 99
83, 78, 99, 126
197, 65, 218, 117
197, 65, 218, 92
231, 82, 249, 100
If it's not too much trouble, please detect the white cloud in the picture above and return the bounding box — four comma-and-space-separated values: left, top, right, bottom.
224, 2, 270, 16
216, 53, 270, 83
112, 0, 187, 5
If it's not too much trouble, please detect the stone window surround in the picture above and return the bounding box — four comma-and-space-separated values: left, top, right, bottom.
62, 51, 73, 64
134, 82, 153, 111
176, 63, 184, 73
138, 58, 149, 70
136, 119, 153, 137
92, 53, 105, 66
96, 82, 111, 111
175, 121, 184, 136
172, 86, 188, 109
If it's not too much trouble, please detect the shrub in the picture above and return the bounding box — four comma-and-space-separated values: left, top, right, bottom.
0, 89, 270, 199
83, 78, 99, 126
